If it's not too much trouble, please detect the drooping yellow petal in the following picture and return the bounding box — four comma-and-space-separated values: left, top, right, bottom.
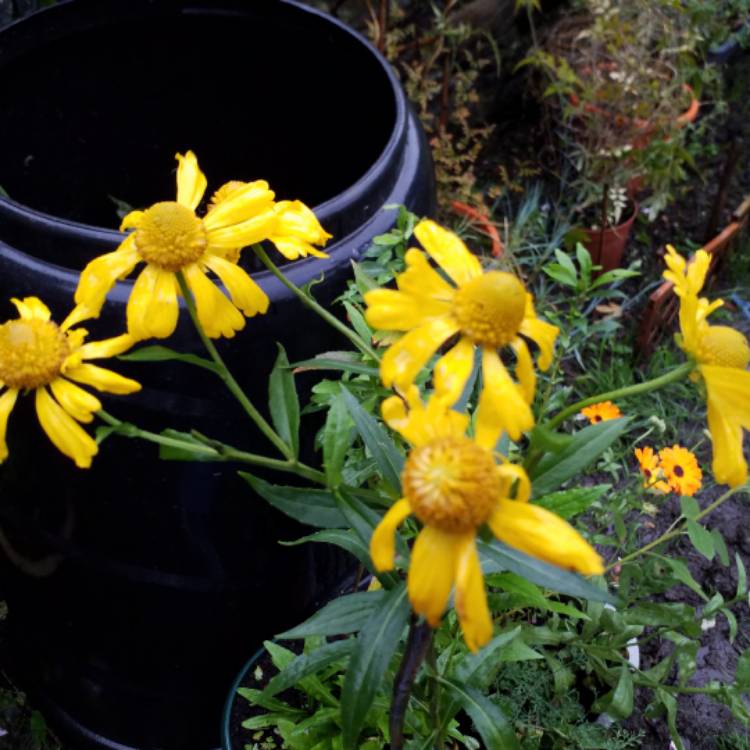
120, 210, 144, 232
76, 333, 137, 362
433, 336, 475, 406
183, 263, 245, 339
380, 315, 459, 391
126, 265, 180, 340
269, 236, 329, 260
488, 501, 603, 575
519, 296, 558, 371
10, 297, 51, 322
206, 210, 277, 250
35, 387, 98, 468
511, 337, 535, 404
408, 526, 466, 627
413, 219, 482, 288
202, 181, 275, 232
64, 362, 141, 395
204, 254, 270, 317
364, 288, 452, 332
267, 200, 332, 259
497, 463, 531, 503
396, 248, 456, 301
0, 388, 19, 462
454, 535, 493, 652
370, 498, 412, 571
175, 151, 207, 211
475, 348, 533, 448
49, 378, 102, 423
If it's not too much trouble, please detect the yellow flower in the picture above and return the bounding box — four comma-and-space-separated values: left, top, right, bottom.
67, 152, 330, 341
658, 445, 702, 496
0, 297, 140, 468
664, 245, 750, 487
370, 387, 603, 652
364, 220, 559, 449
581, 401, 622, 425
634, 446, 671, 493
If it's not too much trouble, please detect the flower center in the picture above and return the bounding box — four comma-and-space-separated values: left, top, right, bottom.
674, 465, 684, 477
0, 319, 69, 389
135, 201, 208, 271
696, 326, 750, 369
453, 272, 527, 348
403, 437, 500, 533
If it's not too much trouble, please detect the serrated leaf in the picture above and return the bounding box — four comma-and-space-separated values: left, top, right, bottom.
239, 473, 347, 528
282, 529, 371, 569
533, 484, 610, 520
687, 520, 714, 561
278, 591, 387, 639
323, 392, 354, 488
340, 387, 403, 494
341, 585, 410, 749
479, 540, 614, 603
269, 344, 300, 458
118, 344, 219, 373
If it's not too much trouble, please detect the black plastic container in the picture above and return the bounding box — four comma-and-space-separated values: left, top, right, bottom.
0, 2, 434, 748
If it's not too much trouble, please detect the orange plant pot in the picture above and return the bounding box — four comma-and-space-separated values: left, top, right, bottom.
582, 202, 639, 272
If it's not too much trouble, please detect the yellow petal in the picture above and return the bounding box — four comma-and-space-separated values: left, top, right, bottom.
175, 151, 207, 211
511, 337, 535, 404
497, 463, 531, 503
126, 265, 180, 340
202, 180, 275, 232
519, 296, 558, 371
204, 254, 270, 317
0, 388, 19, 462
380, 315, 459, 391
272, 200, 332, 245
370, 498, 412, 571
76, 333, 137, 361
65, 363, 141, 395
120, 210, 144, 232
206, 210, 277, 249
35, 387, 98, 468
364, 288, 451, 332
433, 336, 475, 406
488, 501, 604, 575
268, 236, 329, 260
413, 219, 482, 287
454, 536, 493, 652
49, 378, 102, 423
183, 264, 245, 339
11, 297, 51, 321
397, 248, 456, 300
408, 526, 465, 627
475, 349, 533, 448
72, 234, 141, 319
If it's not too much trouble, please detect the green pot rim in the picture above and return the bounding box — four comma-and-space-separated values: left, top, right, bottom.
220, 646, 266, 750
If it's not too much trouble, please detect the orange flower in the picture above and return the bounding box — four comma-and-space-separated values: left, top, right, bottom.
581, 401, 622, 425
634, 446, 671, 493
658, 445, 702, 496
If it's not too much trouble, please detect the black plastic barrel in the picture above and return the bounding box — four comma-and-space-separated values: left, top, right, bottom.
0, 2, 434, 749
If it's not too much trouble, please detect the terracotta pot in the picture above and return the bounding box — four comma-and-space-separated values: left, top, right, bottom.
582, 203, 639, 272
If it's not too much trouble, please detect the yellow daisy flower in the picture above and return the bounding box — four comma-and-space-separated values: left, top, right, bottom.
67, 152, 330, 341
663, 245, 750, 487
370, 387, 603, 652
0, 297, 140, 468
581, 401, 622, 425
658, 445, 702, 496
634, 446, 671, 493
364, 220, 559, 449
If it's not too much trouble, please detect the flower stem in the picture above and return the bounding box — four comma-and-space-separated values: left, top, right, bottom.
546, 361, 695, 430
175, 271, 293, 460
253, 244, 380, 361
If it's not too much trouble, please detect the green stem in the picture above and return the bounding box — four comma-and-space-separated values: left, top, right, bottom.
253, 244, 380, 361
546, 361, 695, 430
175, 271, 293, 460
427, 640, 444, 750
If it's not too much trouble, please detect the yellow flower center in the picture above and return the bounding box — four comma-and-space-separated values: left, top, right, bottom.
134, 201, 207, 271
403, 436, 500, 533
0, 319, 69, 389
453, 272, 527, 348
696, 326, 750, 369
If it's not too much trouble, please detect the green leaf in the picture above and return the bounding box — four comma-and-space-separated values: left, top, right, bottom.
533, 484, 610, 520
269, 344, 300, 458
278, 591, 387, 639
118, 344, 219, 373
602, 665, 634, 720
441, 679, 520, 750
455, 627, 522, 686
487, 572, 588, 619
656, 689, 683, 750
340, 387, 403, 494
282, 529, 372, 569
736, 553, 747, 598
478, 540, 615, 603
293, 352, 380, 377
575, 243, 593, 286
262, 639, 352, 697
158, 429, 219, 462
341, 585, 410, 749
530, 417, 631, 496
679, 496, 700, 520
323, 392, 354, 488
528, 424, 574, 454
343, 301, 373, 345
495, 636, 543, 663
712, 529, 729, 566
736, 649, 750, 689
656, 556, 708, 602
239, 473, 347, 528
686, 520, 715, 561
542, 263, 578, 288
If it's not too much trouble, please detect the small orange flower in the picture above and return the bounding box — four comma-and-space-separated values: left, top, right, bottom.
659, 445, 702, 496
634, 446, 671, 493
581, 401, 622, 425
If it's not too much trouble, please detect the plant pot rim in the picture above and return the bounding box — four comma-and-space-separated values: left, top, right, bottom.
221, 646, 265, 750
